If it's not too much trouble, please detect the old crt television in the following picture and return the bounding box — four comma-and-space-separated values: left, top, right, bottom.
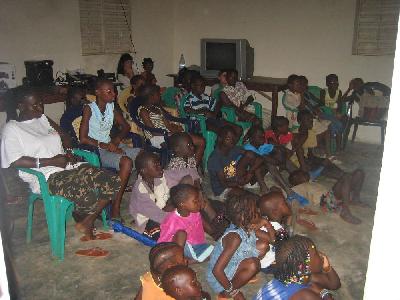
200, 38, 254, 80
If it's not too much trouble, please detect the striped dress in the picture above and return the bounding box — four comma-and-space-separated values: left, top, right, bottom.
138, 105, 169, 139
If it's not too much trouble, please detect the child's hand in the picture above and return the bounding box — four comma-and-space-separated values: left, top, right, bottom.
319, 252, 331, 272
233, 291, 245, 300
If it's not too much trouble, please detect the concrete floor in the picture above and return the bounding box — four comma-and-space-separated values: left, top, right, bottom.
5, 142, 382, 299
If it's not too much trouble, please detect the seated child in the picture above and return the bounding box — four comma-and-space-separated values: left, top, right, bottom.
158, 184, 214, 263
208, 126, 270, 197
220, 69, 261, 126
174, 68, 199, 107
289, 168, 364, 224
138, 84, 205, 166
184, 74, 243, 138
292, 110, 346, 180
254, 235, 340, 300
135, 242, 187, 300
245, 126, 309, 205
207, 190, 274, 299
164, 132, 201, 188
211, 69, 228, 98
320, 74, 342, 113
161, 265, 211, 300
258, 191, 292, 271
129, 151, 172, 240
141, 57, 157, 85
60, 86, 88, 146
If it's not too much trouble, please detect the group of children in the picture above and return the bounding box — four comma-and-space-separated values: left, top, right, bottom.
52, 55, 369, 297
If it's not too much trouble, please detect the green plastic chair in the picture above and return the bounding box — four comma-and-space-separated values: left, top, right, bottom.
178, 94, 217, 169
308, 85, 321, 98
161, 87, 179, 109
20, 149, 108, 260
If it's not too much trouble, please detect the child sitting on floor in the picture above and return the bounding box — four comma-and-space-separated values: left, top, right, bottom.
161, 265, 211, 300
254, 235, 340, 300
220, 69, 261, 126
141, 57, 157, 85
208, 126, 269, 197
289, 168, 364, 224
135, 242, 187, 300
60, 86, 88, 147
207, 190, 273, 299
158, 184, 214, 263
129, 151, 172, 240
184, 74, 242, 138
258, 191, 292, 271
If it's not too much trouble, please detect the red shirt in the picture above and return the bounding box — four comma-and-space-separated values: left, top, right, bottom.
264, 130, 293, 145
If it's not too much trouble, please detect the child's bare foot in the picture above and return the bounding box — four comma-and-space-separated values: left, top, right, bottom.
296, 218, 318, 230
348, 200, 370, 208
299, 207, 319, 215
340, 207, 361, 224
75, 222, 95, 240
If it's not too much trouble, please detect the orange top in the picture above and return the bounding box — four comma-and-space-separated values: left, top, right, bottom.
140, 272, 174, 300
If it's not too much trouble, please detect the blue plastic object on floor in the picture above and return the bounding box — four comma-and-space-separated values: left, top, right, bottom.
111, 221, 157, 247
287, 192, 310, 206
309, 166, 325, 181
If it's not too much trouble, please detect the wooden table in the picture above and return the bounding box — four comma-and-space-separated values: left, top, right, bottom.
167, 74, 287, 118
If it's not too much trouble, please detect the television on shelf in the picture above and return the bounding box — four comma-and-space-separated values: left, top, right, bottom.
200, 38, 254, 80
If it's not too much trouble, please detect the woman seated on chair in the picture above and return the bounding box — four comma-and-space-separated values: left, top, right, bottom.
79, 78, 141, 222
0, 86, 120, 240
137, 84, 205, 167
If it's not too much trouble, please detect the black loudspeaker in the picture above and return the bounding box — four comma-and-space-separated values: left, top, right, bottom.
24, 60, 54, 87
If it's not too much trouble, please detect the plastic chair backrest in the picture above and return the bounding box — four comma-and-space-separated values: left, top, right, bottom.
161, 87, 179, 108
308, 86, 321, 98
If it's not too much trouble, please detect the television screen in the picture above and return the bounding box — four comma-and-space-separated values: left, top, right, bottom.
205, 42, 236, 71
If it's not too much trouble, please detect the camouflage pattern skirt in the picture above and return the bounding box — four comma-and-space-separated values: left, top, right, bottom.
48, 164, 121, 215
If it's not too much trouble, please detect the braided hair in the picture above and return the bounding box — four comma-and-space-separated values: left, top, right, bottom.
149, 242, 181, 273
226, 190, 260, 232
273, 235, 315, 284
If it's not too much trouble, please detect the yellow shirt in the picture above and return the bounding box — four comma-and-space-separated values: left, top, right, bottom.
140, 272, 174, 300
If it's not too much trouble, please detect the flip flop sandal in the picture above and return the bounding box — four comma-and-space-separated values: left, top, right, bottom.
296, 218, 318, 230
75, 247, 109, 258
80, 232, 113, 242
248, 275, 259, 284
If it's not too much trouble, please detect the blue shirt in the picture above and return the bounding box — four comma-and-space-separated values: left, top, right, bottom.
207, 146, 242, 196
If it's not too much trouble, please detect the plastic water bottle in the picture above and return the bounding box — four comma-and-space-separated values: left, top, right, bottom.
179, 54, 186, 70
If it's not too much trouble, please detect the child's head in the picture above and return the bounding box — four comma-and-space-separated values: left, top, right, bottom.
95, 78, 116, 103
288, 169, 310, 186
161, 265, 203, 299
326, 74, 339, 91
66, 86, 86, 108
218, 69, 228, 85
247, 125, 265, 148
117, 53, 133, 75
218, 126, 237, 149
297, 110, 313, 130
135, 151, 163, 179
274, 235, 322, 284
258, 191, 291, 223
351, 77, 364, 91
170, 184, 201, 213
190, 75, 206, 96
130, 75, 145, 90
181, 69, 200, 91
226, 190, 261, 231
298, 75, 308, 94
138, 84, 161, 105
271, 116, 289, 135
149, 242, 187, 277
287, 74, 300, 92
225, 69, 239, 86
169, 132, 195, 159
142, 58, 154, 72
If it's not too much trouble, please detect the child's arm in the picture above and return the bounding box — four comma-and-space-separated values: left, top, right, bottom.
320, 89, 326, 105
212, 232, 242, 290
219, 91, 238, 108
134, 286, 143, 300
172, 230, 187, 248
310, 253, 341, 290
112, 109, 130, 146
292, 133, 309, 172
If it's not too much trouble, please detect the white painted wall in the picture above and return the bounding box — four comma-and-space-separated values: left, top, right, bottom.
0, 0, 395, 143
